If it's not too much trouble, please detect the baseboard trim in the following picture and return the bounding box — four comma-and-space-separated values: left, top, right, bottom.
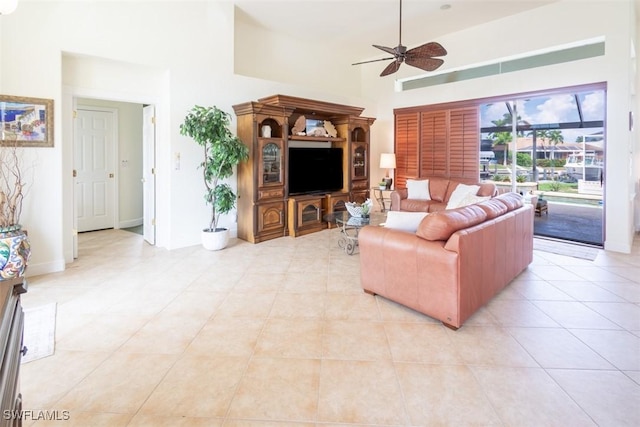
119, 218, 143, 229
25, 259, 66, 277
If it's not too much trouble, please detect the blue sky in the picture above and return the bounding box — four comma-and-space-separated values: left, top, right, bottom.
481, 90, 605, 143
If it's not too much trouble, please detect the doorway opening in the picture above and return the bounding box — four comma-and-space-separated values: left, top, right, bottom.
480, 85, 605, 247
73, 98, 156, 254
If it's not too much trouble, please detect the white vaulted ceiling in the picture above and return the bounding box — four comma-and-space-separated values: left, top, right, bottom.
234, 0, 560, 63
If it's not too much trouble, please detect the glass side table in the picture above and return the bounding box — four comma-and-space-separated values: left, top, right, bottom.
323, 211, 386, 255
371, 187, 393, 212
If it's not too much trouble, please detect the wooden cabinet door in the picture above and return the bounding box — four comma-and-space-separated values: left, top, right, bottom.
420, 110, 447, 177
257, 202, 285, 235
324, 193, 349, 214
449, 107, 479, 180
394, 112, 419, 189
296, 199, 322, 228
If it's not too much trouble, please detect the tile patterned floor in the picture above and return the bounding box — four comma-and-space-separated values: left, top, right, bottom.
20, 229, 640, 426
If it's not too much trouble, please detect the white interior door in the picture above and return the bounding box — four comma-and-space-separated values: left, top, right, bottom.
142, 105, 156, 244
75, 108, 116, 232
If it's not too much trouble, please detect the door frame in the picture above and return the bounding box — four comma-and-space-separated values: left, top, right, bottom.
68, 99, 158, 262
142, 104, 156, 245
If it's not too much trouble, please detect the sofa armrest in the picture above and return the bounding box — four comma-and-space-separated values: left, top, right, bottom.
390, 189, 408, 211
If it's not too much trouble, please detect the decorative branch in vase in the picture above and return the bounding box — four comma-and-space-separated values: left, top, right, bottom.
0, 138, 31, 280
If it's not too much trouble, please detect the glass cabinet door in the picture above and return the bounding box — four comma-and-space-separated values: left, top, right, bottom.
300, 203, 320, 225
260, 141, 283, 186
352, 143, 367, 179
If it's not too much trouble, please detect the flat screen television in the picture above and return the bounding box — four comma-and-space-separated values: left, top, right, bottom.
288, 147, 343, 195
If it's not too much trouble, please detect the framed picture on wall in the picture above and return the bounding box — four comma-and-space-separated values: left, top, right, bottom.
0, 95, 54, 147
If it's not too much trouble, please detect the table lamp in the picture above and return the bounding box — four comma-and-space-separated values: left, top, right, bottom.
380, 153, 396, 190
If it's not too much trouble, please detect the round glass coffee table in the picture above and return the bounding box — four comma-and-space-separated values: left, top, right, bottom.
323, 211, 386, 255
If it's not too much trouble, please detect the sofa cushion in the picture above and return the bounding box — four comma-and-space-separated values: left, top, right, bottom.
476, 198, 508, 219
384, 211, 429, 232
428, 178, 450, 202
406, 179, 431, 200
400, 199, 431, 213
494, 192, 524, 211
416, 204, 488, 241
445, 184, 481, 209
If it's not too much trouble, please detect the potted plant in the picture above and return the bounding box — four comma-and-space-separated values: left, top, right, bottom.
0, 139, 31, 279
180, 105, 249, 250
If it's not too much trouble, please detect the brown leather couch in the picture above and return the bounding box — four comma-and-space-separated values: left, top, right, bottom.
390, 177, 498, 212
359, 192, 533, 329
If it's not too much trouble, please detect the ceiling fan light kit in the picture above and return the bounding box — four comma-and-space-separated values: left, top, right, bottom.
353, 0, 447, 77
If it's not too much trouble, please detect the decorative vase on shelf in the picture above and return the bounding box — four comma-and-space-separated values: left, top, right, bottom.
261, 124, 272, 138
0, 225, 31, 280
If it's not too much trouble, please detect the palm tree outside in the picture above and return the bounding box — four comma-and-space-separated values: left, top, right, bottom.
489, 114, 515, 166
547, 130, 565, 181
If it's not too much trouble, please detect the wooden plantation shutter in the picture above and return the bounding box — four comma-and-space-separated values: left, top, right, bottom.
420, 110, 447, 177
394, 112, 419, 189
448, 107, 479, 180
394, 103, 480, 185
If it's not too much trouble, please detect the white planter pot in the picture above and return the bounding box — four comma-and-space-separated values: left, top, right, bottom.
201, 228, 229, 251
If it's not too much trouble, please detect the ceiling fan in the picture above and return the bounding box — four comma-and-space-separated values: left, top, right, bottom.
352, 0, 447, 77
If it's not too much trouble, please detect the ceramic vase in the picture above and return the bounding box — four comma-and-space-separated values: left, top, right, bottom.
0, 225, 31, 280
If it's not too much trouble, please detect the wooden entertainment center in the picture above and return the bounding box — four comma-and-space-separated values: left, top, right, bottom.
233, 95, 375, 243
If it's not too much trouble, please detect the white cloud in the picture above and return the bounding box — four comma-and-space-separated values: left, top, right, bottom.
533, 94, 576, 124
581, 91, 604, 120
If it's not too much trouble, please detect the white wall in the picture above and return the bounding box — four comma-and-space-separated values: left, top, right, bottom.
361, 0, 638, 253
234, 9, 363, 97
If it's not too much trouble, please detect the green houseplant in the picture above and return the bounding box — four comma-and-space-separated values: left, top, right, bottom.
180, 105, 249, 250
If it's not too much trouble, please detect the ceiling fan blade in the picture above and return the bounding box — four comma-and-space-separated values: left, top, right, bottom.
406, 41, 447, 59
352, 57, 394, 66
380, 61, 402, 77
373, 44, 397, 56
405, 56, 444, 72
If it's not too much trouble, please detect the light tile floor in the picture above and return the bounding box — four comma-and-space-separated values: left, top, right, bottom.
20, 229, 640, 426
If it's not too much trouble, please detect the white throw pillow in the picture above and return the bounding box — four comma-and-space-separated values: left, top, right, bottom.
384, 211, 429, 233
406, 179, 431, 200
446, 184, 481, 210
456, 193, 491, 208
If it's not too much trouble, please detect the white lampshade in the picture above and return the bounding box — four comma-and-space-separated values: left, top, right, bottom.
379, 153, 396, 169
0, 0, 18, 15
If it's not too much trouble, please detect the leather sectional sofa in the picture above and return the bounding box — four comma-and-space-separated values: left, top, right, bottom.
390, 177, 498, 212
359, 192, 533, 329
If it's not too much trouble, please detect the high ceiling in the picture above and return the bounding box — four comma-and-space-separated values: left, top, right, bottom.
235, 0, 560, 63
